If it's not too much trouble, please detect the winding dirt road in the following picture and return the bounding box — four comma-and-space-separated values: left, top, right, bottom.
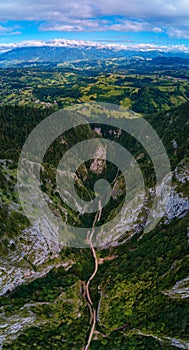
83, 201, 102, 350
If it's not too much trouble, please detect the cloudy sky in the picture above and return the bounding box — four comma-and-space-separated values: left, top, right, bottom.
1, 0, 189, 51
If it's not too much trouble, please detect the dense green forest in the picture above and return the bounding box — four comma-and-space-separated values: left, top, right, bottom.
0, 99, 189, 349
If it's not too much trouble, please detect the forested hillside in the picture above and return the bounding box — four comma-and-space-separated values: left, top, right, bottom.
0, 102, 188, 349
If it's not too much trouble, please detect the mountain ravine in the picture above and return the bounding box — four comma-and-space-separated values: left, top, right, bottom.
0, 103, 189, 350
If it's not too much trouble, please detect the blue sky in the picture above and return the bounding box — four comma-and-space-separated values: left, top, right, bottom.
0, 0, 189, 51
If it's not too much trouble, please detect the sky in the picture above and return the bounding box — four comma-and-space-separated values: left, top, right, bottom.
0, 0, 189, 52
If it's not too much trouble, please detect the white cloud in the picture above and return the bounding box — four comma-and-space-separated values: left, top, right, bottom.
0, 0, 188, 23
0, 38, 189, 53
92, 0, 189, 24
153, 27, 163, 33
40, 19, 104, 32
40, 19, 163, 33
108, 21, 163, 33
167, 28, 189, 39
0, 0, 94, 21
43, 25, 83, 32
0, 24, 21, 35
0, 0, 189, 38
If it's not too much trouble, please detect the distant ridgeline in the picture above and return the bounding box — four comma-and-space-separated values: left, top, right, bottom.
1, 45, 189, 67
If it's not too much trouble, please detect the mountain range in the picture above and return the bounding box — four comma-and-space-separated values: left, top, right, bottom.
1, 43, 189, 67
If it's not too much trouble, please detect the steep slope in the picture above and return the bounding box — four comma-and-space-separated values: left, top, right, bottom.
0, 102, 188, 349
